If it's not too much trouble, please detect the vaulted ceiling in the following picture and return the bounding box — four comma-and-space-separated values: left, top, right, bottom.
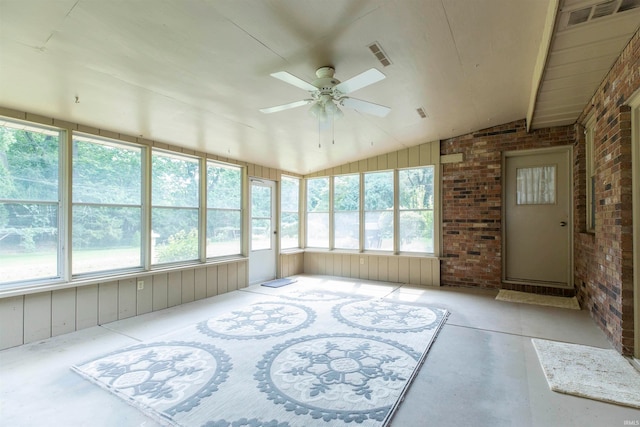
1, 0, 638, 174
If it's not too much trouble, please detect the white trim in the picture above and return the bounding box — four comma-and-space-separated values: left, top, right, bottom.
629, 88, 640, 359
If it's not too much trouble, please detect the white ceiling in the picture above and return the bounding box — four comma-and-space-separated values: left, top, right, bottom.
1, 0, 638, 175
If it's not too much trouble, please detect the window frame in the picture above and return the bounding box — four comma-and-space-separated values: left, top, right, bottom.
305, 176, 330, 249
280, 175, 301, 250
205, 160, 243, 259
71, 132, 145, 277
398, 166, 436, 254
333, 173, 360, 250
363, 170, 395, 252
585, 114, 596, 233
0, 119, 65, 285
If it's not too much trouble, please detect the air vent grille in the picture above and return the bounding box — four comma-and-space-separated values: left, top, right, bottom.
592, 0, 618, 18
368, 42, 392, 67
416, 108, 428, 119
564, 0, 640, 28
568, 7, 592, 25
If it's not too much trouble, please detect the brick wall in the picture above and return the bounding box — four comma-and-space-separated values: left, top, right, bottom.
574, 29, 639, 355
440, 120, 575, 290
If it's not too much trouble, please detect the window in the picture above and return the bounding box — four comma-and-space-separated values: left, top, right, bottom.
363, 171, 394, 250
306, 177, 329, 248
251, 183, 272, 250
280, 176, 300, 249
151, 150, 200, 264
516, 166, 556, 205
206, 161, 241, 257
399, 167, 434, 253
0, 120, 61, 284
585, 115, 596, 232
333, 174, 360, 249
72, 134, 143, 275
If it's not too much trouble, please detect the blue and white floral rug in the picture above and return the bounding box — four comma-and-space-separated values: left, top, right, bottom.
72, 288, 448, 427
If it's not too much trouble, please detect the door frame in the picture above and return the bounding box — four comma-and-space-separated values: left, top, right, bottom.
502, 145, 574, 288
248, 177, 278, 285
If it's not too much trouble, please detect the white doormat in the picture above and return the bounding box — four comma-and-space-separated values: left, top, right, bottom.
532, 339, 640, 409
496, 290, 580, 309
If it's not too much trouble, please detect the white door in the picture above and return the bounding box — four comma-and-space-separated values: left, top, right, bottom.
249, 179, 277, 285
504, 148, 572, 287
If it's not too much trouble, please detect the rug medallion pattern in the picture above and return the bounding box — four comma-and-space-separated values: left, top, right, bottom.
73, 287, 448, 427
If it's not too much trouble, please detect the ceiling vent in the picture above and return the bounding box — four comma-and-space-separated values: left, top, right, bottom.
416, 107, 428, 119
368, 42, 392, 67
562, 0, 640, 28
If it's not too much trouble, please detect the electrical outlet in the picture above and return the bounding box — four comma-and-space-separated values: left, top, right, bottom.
360, 258, 365, 265
137, 280, 144, 291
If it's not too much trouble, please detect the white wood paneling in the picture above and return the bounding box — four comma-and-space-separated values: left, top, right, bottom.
388, 257, 399, 283
181, 270, 195, 303
218, 264, 228, 294
342, 254, 351, 277
118, 279, 136, 320
238, 260, 248, 288
378, 256, 388, 282
24, 292, 51, 343
52, 288, 76, 337
409, 258, 421, 285
152, 273, 168, 311
0, 296, 24, 349
398, 258, 410, 284
359, 256, 368, 280
368, 256, 378, 281
137, 278, 153, 315
207, 265, 218, 297
228, 262, 238, 291
167, 271, 182, 307
76, 284, 98, 330
194, 268, 207, 300
98, 282, 118, 324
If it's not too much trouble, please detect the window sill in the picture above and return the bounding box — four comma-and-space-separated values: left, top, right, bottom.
0, 256, 248, 299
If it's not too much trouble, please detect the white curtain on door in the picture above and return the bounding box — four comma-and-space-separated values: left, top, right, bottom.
516, 165, 556, 205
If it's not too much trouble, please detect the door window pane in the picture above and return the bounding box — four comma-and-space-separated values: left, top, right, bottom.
251, 184, 272, 250
72, 135, 143, 274
0, 122, 61, 284
516, 165, 556, 205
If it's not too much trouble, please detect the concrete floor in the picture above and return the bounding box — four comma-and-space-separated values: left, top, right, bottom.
1, 275, 639, 426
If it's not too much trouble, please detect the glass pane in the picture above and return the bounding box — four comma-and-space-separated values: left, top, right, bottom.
307, 177, 329, 211
72, 206, 142, 274
334, 211, 359, 249
0, 202, 58, 283
307, 212, 329, 248
207, 162, 241, 209
72, 137, 142, 204
334, 174, 359, 211
0, 125, 59, 201
152, 208, 199, 264
252, 218, 271, 250
516, 165, 556, 205
364, 211, 393, 250
399, 167, 434, 209
280, 212, 299, 249
207, 209, 241, 257
152, 151, 199, 207
364, 171, 393, 210
252, 185, 272, 218
400, 210, 434, 253
281, 177, 299, 212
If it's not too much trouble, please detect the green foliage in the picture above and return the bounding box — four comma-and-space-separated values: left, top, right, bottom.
156, 229, 199, 263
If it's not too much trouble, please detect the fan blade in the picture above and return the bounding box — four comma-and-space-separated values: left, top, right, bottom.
340, 97, 390, 117
260, 99, 312, 114
335, 68, 385, 94
270, 71, 317, 92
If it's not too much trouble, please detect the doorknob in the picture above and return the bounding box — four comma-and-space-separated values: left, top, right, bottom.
560, 221, 567, 227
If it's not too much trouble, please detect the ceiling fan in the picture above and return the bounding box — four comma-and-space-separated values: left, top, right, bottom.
260, 66, 391, 122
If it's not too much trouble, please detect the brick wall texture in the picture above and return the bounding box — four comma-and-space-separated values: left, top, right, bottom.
440, 28, 639, 355
574, 28, 639, 355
